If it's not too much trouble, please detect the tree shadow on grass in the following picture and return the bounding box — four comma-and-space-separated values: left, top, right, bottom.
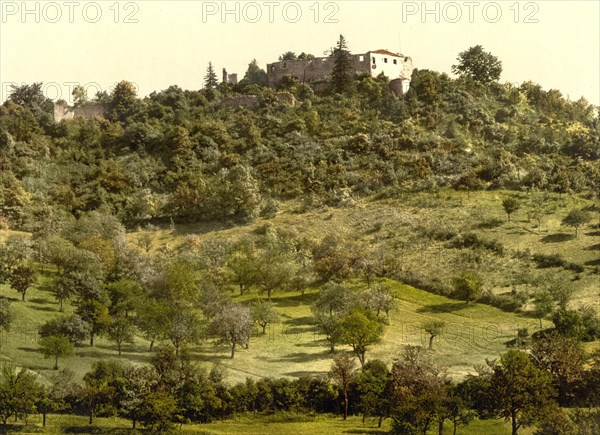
344, 430, 389, 435
28, 304, 57, 312
416, 302, 468, 314
29, 297, 52, 304
283, 315, 314, 326
283, 369, 326, 378
273, 292, 318, 307
274, 350, 332, 364
584, 231, 600, 237
541, 233, 575, 243
584, 258, 600, 267
585, 243, 600, 251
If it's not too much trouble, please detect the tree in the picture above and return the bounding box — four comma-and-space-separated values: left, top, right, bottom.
329, 353, 356, 420
8, 263, 36, 301
76, 300, 112, 346
0, 364, 41, 425
278, 51, 297, 61
165, 308, 203, 356
252, 299, 279, 334
226, 239, 257, 295
108, 315, 135, 356
204, 62, 218, 89
136, 299, 170, 350
106, 278, 143, 317
39, 335, 73, 370
360, 284, 395, 318
389, 345, 448, 434
501, 197, 520, 222
39, 314, 89, 345
337, 309, 384, 367
489, 350, 555, 435
422, 320, 446, 350
452, 271, 483, 303
561, 209, 592, 237
0, 299, 13, 336
72, 85, 88, 107
210, 302, 253, 358
312, 282, 355, 352
452, 45, 502, 84
530, 332, 585, 405
243, 59, 267, 85
137, 389, 176, 431
331, 35, 353, 94
533, 290, 553, 328
355, 359, 390, 426
7, 82, 53, 124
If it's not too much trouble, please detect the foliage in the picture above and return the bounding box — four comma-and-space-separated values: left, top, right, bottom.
452, 45, 502, 84
39, 335, 74, 369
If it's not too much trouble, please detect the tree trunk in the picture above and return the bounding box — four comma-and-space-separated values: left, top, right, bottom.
149, 338, 155, 351
429, 335, 435, 350
239, 284, 244, 295
89, 410, 93, 425
329, 338, 335, 353
511, 411, 518, 435
267, 288, 272, 302
54, 356, 59, 370
21, 291, 26, 301
378, 415, 383, 428
453, 420, 457, 435
59, 299, 64, 311
358, 351, 365, 367
132, 420, 136, 429
343, 392, 348, 420
438, 418, 444, 435
262, 323, 267, 334
118, 341, 122, 356
90, 332, 94, 347
231, 340, 236, 359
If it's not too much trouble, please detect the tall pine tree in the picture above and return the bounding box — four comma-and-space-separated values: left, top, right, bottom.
331, 35, 353, 94
204, 62, 218, 89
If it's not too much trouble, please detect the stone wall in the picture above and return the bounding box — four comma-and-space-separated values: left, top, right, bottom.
53, 102, 107, 123
267, 54, 371, 85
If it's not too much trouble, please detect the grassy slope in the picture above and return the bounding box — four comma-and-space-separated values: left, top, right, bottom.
0, 190, 597, 386
3, 413, 533, 434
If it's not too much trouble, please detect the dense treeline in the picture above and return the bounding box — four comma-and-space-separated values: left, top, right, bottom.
0, 46, 598, 231
1, 342, 599, 433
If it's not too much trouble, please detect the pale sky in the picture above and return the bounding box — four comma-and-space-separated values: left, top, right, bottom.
1, 0, 598, 105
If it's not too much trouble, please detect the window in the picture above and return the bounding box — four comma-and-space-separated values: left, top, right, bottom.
359, 55, 364, 62
384, 58, 388, 63
271, 65, 275, 72
393, 59, 397, 65
372, 57, 376, 64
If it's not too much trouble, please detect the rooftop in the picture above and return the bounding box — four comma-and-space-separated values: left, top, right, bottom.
369, 49, 402, 57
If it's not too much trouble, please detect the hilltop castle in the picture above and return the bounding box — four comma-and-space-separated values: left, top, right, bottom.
267, 49, 414, 97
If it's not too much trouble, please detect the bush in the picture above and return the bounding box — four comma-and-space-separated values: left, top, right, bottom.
478, 291, 527, 312
532, 253, 567, 268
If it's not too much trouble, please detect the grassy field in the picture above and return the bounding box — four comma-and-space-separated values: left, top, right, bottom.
0, 413, 534, 434
1, 190, 598, 386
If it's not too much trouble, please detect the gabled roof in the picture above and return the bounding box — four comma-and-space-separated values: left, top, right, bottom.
369, 49, 402, 57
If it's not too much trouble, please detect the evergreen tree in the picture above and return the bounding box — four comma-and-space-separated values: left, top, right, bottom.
331, 35, 353, 94
204, 62, 218, 89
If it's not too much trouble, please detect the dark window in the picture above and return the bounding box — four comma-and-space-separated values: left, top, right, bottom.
393, 59, 397, 65
384, 58, 388, 63
372, 57, 376, 64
